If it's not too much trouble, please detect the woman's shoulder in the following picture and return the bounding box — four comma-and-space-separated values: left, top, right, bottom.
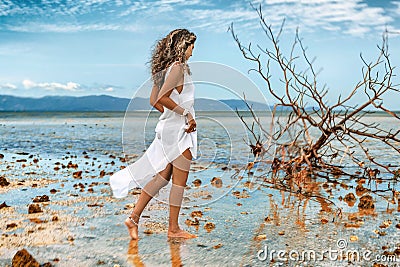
167, 61, 180, 68
166, 61, 185, 76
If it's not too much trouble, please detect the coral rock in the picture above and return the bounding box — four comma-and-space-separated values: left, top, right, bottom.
192, 179, 202, 187
210, 177, 222, 188
33, 195, 50, 203
12, 248, 40, 267
28, 204, 43, 214
0, 201, 10, 209
204, 222, 215, 232
190, 210, 203, 218
0, 176, 10, 187
358, 195, 374, 210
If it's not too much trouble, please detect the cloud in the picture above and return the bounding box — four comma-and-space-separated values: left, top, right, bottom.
22, 79, 80, 91
0, 83, 17, 89
104, 87, 114, 92
6, 23, 135, 33
187, 0, 396, 36
0, 0, 398, 37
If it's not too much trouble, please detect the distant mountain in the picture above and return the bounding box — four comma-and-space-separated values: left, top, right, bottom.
0, 94, 271, 112
0, 95, 131, 112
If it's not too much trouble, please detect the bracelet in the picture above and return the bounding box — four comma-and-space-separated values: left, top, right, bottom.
182, 108, 189, 116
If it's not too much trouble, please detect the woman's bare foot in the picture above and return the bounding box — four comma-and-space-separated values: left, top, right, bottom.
125, 217, 139, 240
167, 228, 197, 239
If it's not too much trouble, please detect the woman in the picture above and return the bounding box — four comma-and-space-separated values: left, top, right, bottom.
110, 29, 197, 240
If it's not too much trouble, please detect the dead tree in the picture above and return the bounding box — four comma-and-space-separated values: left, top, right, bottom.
230, 4, 400, 180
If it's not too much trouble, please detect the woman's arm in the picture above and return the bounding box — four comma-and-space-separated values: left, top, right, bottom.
157, 63, 196, 133
149, 83, 164, 113
156, 63, 186, 115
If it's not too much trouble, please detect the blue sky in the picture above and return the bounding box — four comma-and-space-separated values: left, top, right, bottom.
1, 0, 400, 108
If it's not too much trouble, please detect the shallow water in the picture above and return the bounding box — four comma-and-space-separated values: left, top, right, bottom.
0, 111, 399, 266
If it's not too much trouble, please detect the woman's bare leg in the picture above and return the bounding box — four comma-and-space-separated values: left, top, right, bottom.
168, 149, 197, 239
125, 163, 172, 239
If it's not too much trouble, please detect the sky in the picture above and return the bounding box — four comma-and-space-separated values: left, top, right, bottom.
1, 0, 400, 109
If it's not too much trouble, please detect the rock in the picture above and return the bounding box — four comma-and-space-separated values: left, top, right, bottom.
0, 201, 10, 209
99, 170, 106, 178
131, 188, 141, 195
264, 217, 273, 223
50, 189, 57, 194
232, 190, 250, 199
0, 153, 4, 159
321, 218, 329, 224
0, 176, 10, 187
358, 195, 374, 210
33, 195, 50, 203
192, 179, 202, 187
73, 171, 82, 179
28, 204, 43, 214
343, 193, 356, 205
67, 161, 78, 168
185, 218, 200, 226
254, 234, 266, 241
350, 235, 358, 241
213, 243, 223, 249
379, 220, 392, 229
396, 223, 400, 229
344, 223, 361, 228
355, 184, 368, 196
243, 181, 254, 189
190, 210, 203, 217
143, 229, 153, 235
29, 218, 45, 224
210, 177, 222, 188
204, 222, 215, 232
12, 248, 40, 267
373, 230, 386, 236
278, 231, 285, 235
6, 223, 18, 229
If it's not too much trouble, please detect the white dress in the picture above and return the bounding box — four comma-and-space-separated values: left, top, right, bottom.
110, 63, 197, 198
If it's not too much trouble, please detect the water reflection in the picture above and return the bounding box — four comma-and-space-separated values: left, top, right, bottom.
127, 240, 144, 267
168, 238, 185, 267
127, 238, 186, 267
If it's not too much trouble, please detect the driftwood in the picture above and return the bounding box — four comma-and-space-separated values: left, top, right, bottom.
229, 4, 400, 185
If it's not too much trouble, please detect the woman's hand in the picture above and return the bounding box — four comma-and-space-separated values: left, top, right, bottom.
185, 113, 196, 133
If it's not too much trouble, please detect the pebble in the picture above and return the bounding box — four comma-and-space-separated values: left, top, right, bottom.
0, 176, 10, 187
192, 179, 202, 187
204, 222, 215, 232
28, 204, 42, 214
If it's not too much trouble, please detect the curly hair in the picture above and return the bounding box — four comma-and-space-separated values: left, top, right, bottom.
149, 29, 196, 88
